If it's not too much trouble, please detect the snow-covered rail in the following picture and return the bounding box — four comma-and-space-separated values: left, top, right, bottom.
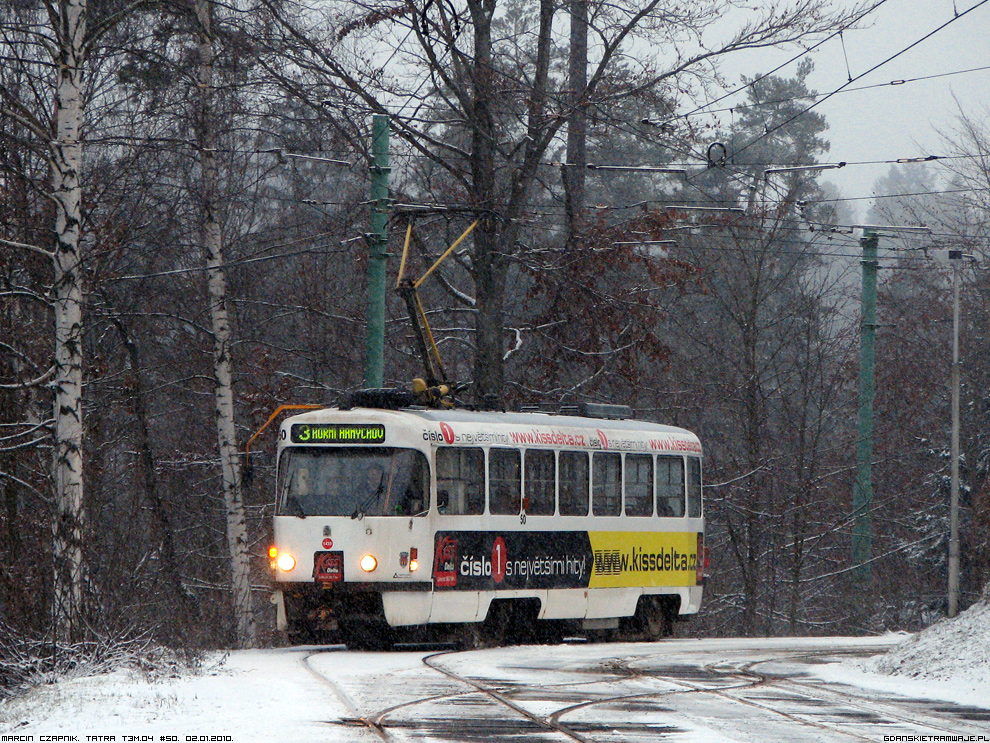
299, 638, 988, 743
743, 655, 990, 739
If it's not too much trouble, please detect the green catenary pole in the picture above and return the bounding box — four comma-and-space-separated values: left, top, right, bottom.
852, 228, 878, 584
364, 114, 390, 388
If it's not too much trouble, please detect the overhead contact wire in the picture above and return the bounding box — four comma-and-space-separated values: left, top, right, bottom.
726, 0, 990, 164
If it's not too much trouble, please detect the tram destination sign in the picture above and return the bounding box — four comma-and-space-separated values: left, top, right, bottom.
290, 423, 385, 444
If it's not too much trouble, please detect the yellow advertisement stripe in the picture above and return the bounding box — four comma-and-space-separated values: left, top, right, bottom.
587, 531, 699, 588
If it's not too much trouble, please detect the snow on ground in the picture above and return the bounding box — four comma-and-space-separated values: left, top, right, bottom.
0, 647, 367, 742
2, 626, 990, 741
866, 598, 990, 682
812, 599, 990, 710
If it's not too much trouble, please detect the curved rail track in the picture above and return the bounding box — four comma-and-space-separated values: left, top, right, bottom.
299, 640, 988, 742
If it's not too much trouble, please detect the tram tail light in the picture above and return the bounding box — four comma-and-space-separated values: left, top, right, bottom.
696, 534, 706, 584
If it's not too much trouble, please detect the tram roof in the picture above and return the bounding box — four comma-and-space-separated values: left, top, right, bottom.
285, 405, 697, 437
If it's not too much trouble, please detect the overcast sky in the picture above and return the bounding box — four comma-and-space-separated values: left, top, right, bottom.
722, 0, 990, 221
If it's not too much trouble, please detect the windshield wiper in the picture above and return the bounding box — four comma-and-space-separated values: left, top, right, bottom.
283, 495, 307, 518
351, 483, 384, 520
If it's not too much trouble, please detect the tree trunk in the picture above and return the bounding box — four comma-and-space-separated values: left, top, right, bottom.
466, 0, 554, 408
195, 0, 256, 648
564, 0, 588, 243
51, 0, 88, 644
113, 316, 200, 636
467, 1, 504, 408
741, 316, 762, 635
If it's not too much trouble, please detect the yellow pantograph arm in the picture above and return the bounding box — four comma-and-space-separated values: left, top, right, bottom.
395, 222, 414, 288
414, 220, 479, 289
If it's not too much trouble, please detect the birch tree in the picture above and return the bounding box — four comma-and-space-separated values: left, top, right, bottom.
2, 0, 259, 647
49, 0, 90, 643
191, 0, 256, 648
0, 0, 102, 641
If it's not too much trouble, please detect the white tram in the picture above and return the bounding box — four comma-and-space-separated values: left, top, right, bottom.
268, 402, 706, 646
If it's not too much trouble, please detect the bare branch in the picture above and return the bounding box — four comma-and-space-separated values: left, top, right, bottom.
0, 365, 56, 390
0, 235, 55, 259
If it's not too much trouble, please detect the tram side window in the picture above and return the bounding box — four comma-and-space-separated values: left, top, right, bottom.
489, 448, 522, 515
559, 451, 589, 516
524, 449, 555, 515
624, 454, 654, 516
592, 452, 621, 516
687, 457, 702, 518
436, 448, 484, 515
656, 456, 685, 517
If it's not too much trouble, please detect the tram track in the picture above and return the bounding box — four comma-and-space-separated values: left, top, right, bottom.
300, 642, 987, 743
300, 649, 397, 742
420, 650, 594, 743
302, 647, 584, 743
646, 657, 879, 742
527, 652, 876, 742
421, 646, 886, 742
623, 649, 988, 741
418, 646, 841, 741
742, 654, 990, 737
419, 644, 987, 742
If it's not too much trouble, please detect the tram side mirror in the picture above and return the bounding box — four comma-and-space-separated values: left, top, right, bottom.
437, 490, 449, 514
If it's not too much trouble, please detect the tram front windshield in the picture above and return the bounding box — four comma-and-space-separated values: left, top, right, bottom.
277, 447, 428, 517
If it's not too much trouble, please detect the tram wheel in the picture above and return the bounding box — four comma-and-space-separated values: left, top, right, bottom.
631, 596, 675, 640
283, 593, 320, 645
478, 599, 563, 646
477, 600, 514, 646
342, 619, 395, 650
586, 628, 619, 643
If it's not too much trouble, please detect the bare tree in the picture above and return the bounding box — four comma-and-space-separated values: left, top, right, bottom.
188, 0, 257, 647
0, 0, 116, 641
255, 0, 866, 408
657, 64, 861, 635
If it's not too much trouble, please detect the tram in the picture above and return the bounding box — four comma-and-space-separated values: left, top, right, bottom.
268, 398, 707, 647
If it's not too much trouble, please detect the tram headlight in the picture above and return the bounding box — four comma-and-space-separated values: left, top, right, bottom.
276, 552, 296, 572
409, 547, 419, 571
360, 554, 378, 572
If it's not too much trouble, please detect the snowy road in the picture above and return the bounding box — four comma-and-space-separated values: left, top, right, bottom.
4, 636, 990, 742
